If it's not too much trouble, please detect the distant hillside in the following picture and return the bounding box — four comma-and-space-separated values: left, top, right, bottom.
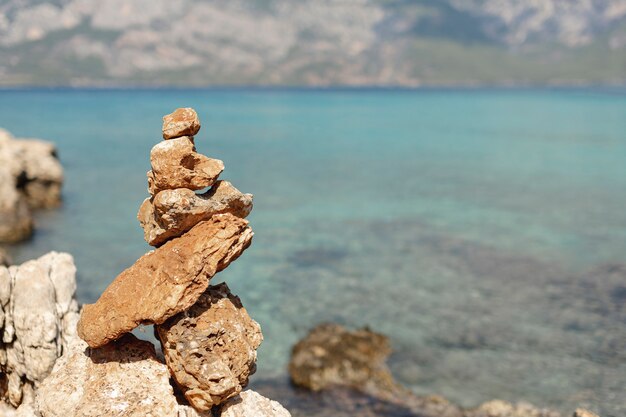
1, 0, 625, 86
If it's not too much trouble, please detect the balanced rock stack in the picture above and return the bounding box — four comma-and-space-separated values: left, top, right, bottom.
68, 108, 289, 416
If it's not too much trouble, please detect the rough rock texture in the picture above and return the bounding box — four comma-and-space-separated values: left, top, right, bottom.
219, 390, 291, 417
156, 283, 262, 410
138, 181, 253, 246
0, 402, 37, 417
289, 323, 405, 399
572, 409, 599, 417
163, 108, 201, 140
465, 400, 562, 417
77, 214, 253, 348
147, 137, 223, 195
35, 334, 213, 417
0, 252, 80, 407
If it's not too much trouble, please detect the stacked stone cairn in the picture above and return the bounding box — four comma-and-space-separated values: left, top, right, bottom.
71, 108, 290, 416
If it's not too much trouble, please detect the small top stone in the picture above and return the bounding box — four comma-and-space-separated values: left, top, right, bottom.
162, 108, 201, 139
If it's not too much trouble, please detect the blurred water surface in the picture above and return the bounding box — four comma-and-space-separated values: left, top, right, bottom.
0, 88, 625, 415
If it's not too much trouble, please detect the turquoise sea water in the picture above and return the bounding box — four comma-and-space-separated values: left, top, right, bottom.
0, 88, 625, 416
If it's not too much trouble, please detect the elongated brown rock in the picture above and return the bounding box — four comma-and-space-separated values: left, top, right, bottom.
156, 283, 262, 410
148, 137, 223, 195
77, 214, 253, 348
138, 181, 253, 246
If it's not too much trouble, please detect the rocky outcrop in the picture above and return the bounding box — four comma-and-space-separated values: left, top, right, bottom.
220, 390, 291, 417
156, 283, 262, 410
0, 128, 63, 243
74, 107, 288, 416
289, 323, 405, 400
0, 252, 79, 408
147, 136, 224, 195
162, 108, 201, 140
77, 214, 253, 348
35, 335, 212, 417
138, 181, 253, 246
0, 164, 33, 243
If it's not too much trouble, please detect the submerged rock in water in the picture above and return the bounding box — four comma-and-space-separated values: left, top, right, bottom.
156, 283, 262, 410
289, 323, 405, 400
0, 252, 79, 408
147, 137, 224, 195
77, 214, 253, 348
138, 181, 253, 246
162, 108, 201, 140
35, 334, 212, 417
219, 390, 291, 417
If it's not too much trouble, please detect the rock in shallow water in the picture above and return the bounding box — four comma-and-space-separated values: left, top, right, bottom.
289, 323, 404, 400
162, 108, 201, 140
138, 181, 253, 246
77, 214, 253, 348
0, 252, 79, 407
219, 390, 291, 417
148, 137, 223, 195
156, 283, 262, 411
35, 334, 212, 417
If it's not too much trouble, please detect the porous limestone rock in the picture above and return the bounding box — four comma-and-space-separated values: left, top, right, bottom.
289, 323, 404, 399
35, 335, 213, 417
219, 390, 291, 417
163, 108, 201, 140
138, 181, 253, 246
0, 252, 80, 407
147, 137, 223, 195
77, 214, 253, 348
156, 283, 262, 410
0, 402, 37, 417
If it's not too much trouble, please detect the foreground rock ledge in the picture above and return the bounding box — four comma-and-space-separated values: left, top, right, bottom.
77, 214, 253, 348
0, 252, 79, 407
156, 283, 262, 410
35, 335, 212, 417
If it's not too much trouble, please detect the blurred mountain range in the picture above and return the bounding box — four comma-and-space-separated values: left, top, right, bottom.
1, 0, 626, 86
